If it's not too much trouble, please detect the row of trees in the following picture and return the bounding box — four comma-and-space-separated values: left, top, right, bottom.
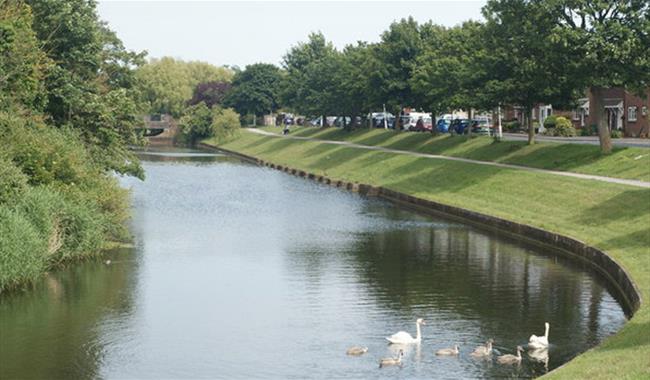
209, 0, 648, 153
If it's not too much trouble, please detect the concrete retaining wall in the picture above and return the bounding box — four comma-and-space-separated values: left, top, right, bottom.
201, 143, 642, 316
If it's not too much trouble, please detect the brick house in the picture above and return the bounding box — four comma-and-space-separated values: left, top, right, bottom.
502, 87, 650, 137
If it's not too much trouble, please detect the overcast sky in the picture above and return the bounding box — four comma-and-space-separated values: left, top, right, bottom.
97, 1, 487, 68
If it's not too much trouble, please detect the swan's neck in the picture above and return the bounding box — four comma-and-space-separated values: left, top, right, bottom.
517, 349, 521, 359
415, 323, 421, 341
544, 324, 550, 339
487, 342, 492, 353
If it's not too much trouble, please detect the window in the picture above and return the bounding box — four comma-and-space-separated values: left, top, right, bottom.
628, 106, 637, 122
572, 110, 580, 121
643, 106, 648, 116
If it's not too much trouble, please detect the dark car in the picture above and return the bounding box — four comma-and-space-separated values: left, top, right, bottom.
450, 119, 471, 134
471, 119, 493, 135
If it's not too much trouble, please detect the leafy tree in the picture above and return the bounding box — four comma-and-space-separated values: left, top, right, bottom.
178, 102, 213, 143
411, 21, 487, 127
189, 81, 232, 109
545, 0, 650, 153
479, 0, 578, 144
0, 0, 50, 112
25, 0, 147, 177
211, 107, 241, 142
136, 57, 233, 117
280, 32, 336, 116
368, 17, 425, 128
225, 63, 283, 118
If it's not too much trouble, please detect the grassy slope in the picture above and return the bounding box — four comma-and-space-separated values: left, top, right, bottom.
207, 130, 650, 379
260, 126, 650, 182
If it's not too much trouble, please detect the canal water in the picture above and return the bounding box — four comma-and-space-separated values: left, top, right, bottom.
0, 147, 627, 379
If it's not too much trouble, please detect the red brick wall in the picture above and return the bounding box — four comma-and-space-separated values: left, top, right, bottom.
624, 89, 650, 138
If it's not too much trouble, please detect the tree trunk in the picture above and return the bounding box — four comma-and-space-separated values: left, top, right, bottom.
527, 107, 535, 145
467, 107, 473, 137
396, 105, 402, 132
591, 87, 612, 154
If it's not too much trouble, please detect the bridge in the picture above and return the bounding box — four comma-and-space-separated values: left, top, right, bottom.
137, 114, 178, 142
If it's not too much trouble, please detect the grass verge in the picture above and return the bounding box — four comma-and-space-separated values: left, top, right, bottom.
205, 130, 650, 379
260, 126, 650, 182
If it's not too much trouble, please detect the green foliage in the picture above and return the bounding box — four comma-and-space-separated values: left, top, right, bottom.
581, 124, 598, 136
0, 157, 29, 205
0, 1, 49, 111
545, 116, 577, 136
611, 129, 623, 139
0, 113, 97, 187
211, 107, 241, 143
225, 63, 283, 116
0, 205, 48, 290
543, 115, 558, 129
135, 57, 233, 117
281, 32, 336, 115
178, 102, 214, 143
502, 120, 521, 132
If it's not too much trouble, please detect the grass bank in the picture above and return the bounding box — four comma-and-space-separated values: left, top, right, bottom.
205, 130, 650, 379
260, 126, 650, 182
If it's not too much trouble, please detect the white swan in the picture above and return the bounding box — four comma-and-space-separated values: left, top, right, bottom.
346, 346, 368, 356
386, 318, 425, 344
529, 322, 550, 349
435, 345, 460, 356
497, 345, 523, 365
470, 339, 493, 357
379, 350, 404, 368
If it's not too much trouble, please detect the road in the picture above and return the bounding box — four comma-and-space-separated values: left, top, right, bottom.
502, 133, 650, 148
246, 128, 650, 189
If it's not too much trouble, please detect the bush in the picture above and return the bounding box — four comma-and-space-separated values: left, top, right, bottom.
503, 120, 521, 132
14, 187, 106, 262
580, 124, 598, 136
543, 116, 576, 137
0, 113, 98, 187
543, 115, 558, 129
611, 129, 623, 138
0, 157, 28, 204
178, 102, 214, 144
212, 107, 241, 142
0, 206, 48, 290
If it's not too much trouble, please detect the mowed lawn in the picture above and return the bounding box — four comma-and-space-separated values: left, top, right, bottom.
206, 130, 650, 379
260, 126, 650, 182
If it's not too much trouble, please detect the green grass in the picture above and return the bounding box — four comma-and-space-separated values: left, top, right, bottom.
260, 126, 650, 182
206, 130, 650, 379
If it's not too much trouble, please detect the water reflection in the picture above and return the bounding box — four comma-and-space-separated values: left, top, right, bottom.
0, 147, 626, 379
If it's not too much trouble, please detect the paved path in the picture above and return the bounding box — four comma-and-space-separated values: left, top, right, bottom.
246, 128, 650, 189
502, 133, 650, 148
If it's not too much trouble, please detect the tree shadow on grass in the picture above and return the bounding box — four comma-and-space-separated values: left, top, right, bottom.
599, 228, 650, 252
575, 189, 650, 225
381, 155, 502, 194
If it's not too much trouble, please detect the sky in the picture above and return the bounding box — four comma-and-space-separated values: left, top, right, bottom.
97, 1, 487, 68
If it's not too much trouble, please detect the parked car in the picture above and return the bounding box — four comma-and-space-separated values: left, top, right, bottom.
471, 119, 493, 135
450, 118, 471, 134
401, 112, 431, 131
370, 112, 395, 129
436, 118, 451, 133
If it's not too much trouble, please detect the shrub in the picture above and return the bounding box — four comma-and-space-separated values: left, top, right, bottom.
178, 102, 214, 144
611, 129, 623, 138
0, 206, 48, 290
543, 116, 576, 137
212, 107, 241, 143
503, 120, 521, 132
543, 115, 558, 129
580, 124, 598, 136
0, 157, 28, 204
0, 113, 98, 187
14, 187, 106, 262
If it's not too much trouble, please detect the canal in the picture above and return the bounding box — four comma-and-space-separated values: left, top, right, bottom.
0, 147, 627, 379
